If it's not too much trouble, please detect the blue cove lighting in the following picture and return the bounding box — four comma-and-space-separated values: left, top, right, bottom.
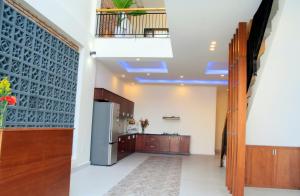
118, 61, 168, 73
135, 78, 228, 86
205, 62, 228, 75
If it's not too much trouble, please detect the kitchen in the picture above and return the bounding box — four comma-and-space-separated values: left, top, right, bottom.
90, 85, 217, 166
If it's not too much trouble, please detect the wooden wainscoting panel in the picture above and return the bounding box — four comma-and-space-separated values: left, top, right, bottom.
274, 147, 300, 189
246, 145, 300, 190
0, 128, 73, 196
245, 145, 275, 188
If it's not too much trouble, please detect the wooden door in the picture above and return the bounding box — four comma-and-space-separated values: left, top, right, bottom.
226, 22, 247, 196
179, 136, 190, 154
274, 147, 300, 189
245, 146, 275, 187
159, 135, 170, 153
169, 136, 180, 153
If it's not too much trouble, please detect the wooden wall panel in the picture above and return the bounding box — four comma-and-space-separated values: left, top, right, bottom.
245, 146, 275, 187
274, 147, 300, 189
0, 128, 73, 196
246, 145, 300, 189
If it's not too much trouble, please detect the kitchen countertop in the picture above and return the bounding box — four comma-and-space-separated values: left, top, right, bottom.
119, 132, 190, 137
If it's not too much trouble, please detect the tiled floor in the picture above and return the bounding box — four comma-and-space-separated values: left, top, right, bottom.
70, 153, 300, 196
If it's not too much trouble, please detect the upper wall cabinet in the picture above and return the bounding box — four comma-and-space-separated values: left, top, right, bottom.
94, 88, 134, 118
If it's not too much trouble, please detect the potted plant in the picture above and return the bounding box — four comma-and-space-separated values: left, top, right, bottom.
111, 0, 146, 36
140, 118, 149, 134
0, 77, 17, 129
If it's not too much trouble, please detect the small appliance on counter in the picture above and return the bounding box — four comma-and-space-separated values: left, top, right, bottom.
126, 125, 138, 134
90, 102, 122, 166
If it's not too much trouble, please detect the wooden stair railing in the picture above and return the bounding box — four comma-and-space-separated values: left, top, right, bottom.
247, 0, 274, 89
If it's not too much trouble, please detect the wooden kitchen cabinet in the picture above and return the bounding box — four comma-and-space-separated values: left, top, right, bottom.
144, 135, 160, 152
136, 134, 190, 155
179, 136, 191, 154
135, 134, 145, 151
245, 145, 300, 189
94, 88, 134, 117
169, 136, 180, 153
159, 136, 170, 153
117, 134, 136, 161
130, 134, 136, 153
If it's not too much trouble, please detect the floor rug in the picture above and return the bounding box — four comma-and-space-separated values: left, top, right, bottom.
105, 156, 182, 196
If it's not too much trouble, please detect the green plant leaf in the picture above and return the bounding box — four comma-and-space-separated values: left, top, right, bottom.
128, 10, 146, 16
112, 0, 134, 9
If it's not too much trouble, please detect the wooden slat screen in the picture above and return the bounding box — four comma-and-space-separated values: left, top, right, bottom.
226, 22, 248, 196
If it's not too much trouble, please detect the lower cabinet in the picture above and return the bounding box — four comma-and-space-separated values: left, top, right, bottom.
136, 134, 190, 155
169, 136, 180, 153
159, 136, 170, 153
245, 145, 300, 189
117, 134, 136, 161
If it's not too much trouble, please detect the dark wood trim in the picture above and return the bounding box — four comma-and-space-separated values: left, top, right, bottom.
0, 128, 73, 196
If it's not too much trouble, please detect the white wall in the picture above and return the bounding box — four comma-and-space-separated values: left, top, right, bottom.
124, 85, 217, 155
246, 0, 300, 147
19, 0, 99, 168
94, 38, 173, 58
94, 61, 127, 96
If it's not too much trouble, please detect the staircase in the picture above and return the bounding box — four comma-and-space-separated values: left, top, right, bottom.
247, 0, 280, 114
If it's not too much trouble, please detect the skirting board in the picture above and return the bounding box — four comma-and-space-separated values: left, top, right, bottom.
71, 161, 91, 173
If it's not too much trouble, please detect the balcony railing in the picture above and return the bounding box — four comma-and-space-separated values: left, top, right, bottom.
95, 8, 169, 38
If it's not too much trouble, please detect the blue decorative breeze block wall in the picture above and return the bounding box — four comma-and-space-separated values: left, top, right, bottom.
0, 1, 79, 128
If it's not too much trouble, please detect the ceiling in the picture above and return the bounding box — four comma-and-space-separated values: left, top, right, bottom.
97, 0, 262, 85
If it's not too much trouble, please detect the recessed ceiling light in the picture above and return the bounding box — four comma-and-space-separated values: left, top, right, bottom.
209, 47, 215, 51
220, 74, 225, 77
180, 75, 184, 78
121, 74, 126, 78
136, 58, 140, 61
210, 45, 216, 48
147, 73, 150, 76
211, 41, 217, 45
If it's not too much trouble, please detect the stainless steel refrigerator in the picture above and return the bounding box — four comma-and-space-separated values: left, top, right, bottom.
91, 102, 121, 166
